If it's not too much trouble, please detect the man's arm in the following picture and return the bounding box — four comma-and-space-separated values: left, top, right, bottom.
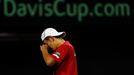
40, 44, 56, 67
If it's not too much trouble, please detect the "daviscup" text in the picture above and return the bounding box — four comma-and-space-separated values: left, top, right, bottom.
4, 0, 131, 22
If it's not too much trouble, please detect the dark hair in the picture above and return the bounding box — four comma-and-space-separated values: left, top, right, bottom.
40, 41, 46, 45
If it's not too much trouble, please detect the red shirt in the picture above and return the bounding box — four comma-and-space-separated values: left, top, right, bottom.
51, 41, 78, 75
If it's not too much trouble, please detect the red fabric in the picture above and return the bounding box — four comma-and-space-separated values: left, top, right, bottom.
51, 41, 78, 75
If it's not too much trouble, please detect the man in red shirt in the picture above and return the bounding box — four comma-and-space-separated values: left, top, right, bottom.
40, 28, 78, 75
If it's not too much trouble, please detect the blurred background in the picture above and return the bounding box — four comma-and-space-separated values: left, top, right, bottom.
0, 0, 133, 75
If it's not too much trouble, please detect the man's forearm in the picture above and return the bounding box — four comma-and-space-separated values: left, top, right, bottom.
42, 49, 51, 63
41, 49, 55, 66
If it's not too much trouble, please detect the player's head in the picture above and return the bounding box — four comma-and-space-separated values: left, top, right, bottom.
41, 28, 66, 50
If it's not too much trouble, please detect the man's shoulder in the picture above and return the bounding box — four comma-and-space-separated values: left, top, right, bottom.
63, 41, 74, 48
56, 41, 74, 52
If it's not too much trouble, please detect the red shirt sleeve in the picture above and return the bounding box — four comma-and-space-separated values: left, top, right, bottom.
51, 45, 69, 64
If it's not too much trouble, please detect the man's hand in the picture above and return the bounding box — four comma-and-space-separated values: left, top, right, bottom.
40, 44, 48, 52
